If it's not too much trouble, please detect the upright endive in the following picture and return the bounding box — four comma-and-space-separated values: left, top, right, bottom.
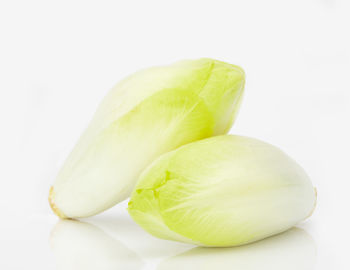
49, 58, 245, 218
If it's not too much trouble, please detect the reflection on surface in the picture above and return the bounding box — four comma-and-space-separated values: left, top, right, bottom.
158, 228, 316, 270
50, 219, 144, 270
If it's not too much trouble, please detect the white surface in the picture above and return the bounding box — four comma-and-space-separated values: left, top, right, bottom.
0, 0, 349, 269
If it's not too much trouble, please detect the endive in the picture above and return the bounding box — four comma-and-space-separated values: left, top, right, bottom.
49, 59, 245, 218
128, 135, 316, 247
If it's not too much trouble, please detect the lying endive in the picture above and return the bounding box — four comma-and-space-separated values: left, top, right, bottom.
128, 135, 316, 247
49, 59, 245, 218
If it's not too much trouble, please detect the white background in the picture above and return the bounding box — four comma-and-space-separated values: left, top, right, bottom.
1, 0, 349, 269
